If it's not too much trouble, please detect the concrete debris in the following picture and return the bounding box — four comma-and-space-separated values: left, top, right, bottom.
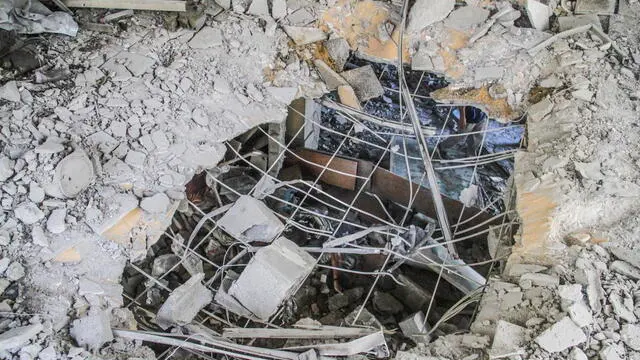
46, 208, 67, 234
0, 156, 14, 181
339, 65, 385, 101
526, 0, 552, 31
568, 302, 592, 327
217, 195, 285, 243
314, 59, 349, 90
535, 316, 587, 353
399, 312, 430, 343
599, 345, 624, 360
568, 348, 588, 360
0, 324, 43, 351
444, 5, 489, 30
610, 260, 640, 280
247, 0, 269, 16
69, 312, 113, 350
489, 320, 526, 358
0, 81, 20, 102
271, 0, 287, 19
518, 272, 559, 288
156, 273, 213, 329
620, 324, 640, 351
324, 38, 351, 71
406, 0, 455, 33
225, 237, 315, 320
283, 26, 327, 45
558, 14, 602, 31
53, 150, 94, 198
14, 201, 45, 224
140, 193, 171, 214
188, 26, 223, 49
337, 85, 362, 110
575, 0, 616, 14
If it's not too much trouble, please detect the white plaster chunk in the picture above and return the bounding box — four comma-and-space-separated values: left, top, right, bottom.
46, 208, 67, 234
444, 5, 489, 29
0, 258, 9, 274
189, 27, 224, 49
124, 150, 146, 169
69, 311, 113, 350
608, 246, 640, 269
266, 87, 298, 105
526, 0, 551, 30
156, 273, 213, 329
5, 262, 25, 281
609, 292, 637, 323
217, 195, 284, 243
28, 183, 45, 203
535, 317, 586, 353
490, 320, 526, 358
226, 237, 315, 320
140, 193, 171, 214
610, 260, 640, 281
14, 202, 45, 224
0, 324, 43, 351
568, 347, 588, 360
31, 225, 48, 247
0, 157, 15, 182
519, 272, 559, 287
600, 345, 624, 360
54, 150, 94, 198
0, 81, 20, 102
271, 0, 286, 18
568, 302, 593, 327
247, 0, 269, 16
407, 0, 454, 32
621, 324, 640, 351
283, 26, 327, 45
35, 138, 65, 154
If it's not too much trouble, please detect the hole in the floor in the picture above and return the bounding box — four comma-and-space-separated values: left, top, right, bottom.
121, 64, 524, 358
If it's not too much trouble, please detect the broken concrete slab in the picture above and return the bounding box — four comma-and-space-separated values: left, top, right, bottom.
0, 156, 14, 182
534, 316, 586, 353
54, 150, 94, 198
568, 302, 593, 327
247, 0, 269, 16
324, 38, 350, 71
568, 348, 588, 360
406, 0, 454, 33
527, 97, 554, 122
599, 345, 624, 360
283, 26, 327, 45
0, 81, 20, 102
505, 263, 547, 279
271, 0, 286, 19
526, 0, 552, 30
610, 260, 640, 280
314, 60, 348, 90
337, 85, 362, 110
140, 193, 171, 214
557, 14, 602, 31
189, 27, 223, 49
575, 0, 616, 14
156, 273, 213, 329
217, 195, 284, 243
444, 5, 490, 30
339, 65, 384, 101
608, 247, 640, 270
620, 324, 640, 351
70, 311, 113, 350
0, 323, 43, 351
399, 312, 430, 343
14, 201, 45, 224
489, 320, 526, 358
46, 208, 67, 234
226, 237, 315, 320
518, 272, 559, 288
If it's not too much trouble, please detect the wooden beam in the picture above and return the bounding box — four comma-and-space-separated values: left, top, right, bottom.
63, 0, 187, 12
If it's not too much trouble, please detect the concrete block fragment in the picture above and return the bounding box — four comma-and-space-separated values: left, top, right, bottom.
283, 26, 327, 45
0, 81, 20, 102
14, 201, 45, 224
535, 317, 586, 353
599, 345, 624, 360
189, 27, 223, 49
340, 65, 384, 101
47, 208, 66, 234
266, 87, 298, 104
519, 272, 559, 287
490, 320, 526, 358
558, 284, 584, 310
0, 157, 15, 182
314, 60, 348, 90
575, 0, 615, 14
70, 312, 113, 350
527, 98, 554, 122
156, 273, 213, 329
526, 0, 551, 30
407, 0, 454, 32
609, 292, 637, 323
621, 324, 640, 351
399, 312, 430, 343
271, 0, 286, 18
217, 195, 284, 243
444, 5, 489, 29
505, 263, 547, 279
474, 66, 504, 82
557, 14, 601, 31
226, 237, 315, 320
324, 38, 351, 71
608, 246, 640, 269
568, 302, 593, 327
610, 260, 640, 281
0, 324, 43, 351
140, 193, 171, 214
78, 278, 124, 307
393, 274, 433, 312
247, 0, 269, 16
568, 347, 588, 360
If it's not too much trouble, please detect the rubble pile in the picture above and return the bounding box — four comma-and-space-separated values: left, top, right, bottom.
399, 244, 640, 360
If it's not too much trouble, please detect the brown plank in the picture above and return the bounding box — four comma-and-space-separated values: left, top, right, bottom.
295, 149, 358, 191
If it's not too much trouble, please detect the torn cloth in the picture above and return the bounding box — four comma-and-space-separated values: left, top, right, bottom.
0, 0, 77, 36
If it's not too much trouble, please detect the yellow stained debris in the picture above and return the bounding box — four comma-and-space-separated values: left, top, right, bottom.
431, 86, 517, 121
337, 85, 362, 110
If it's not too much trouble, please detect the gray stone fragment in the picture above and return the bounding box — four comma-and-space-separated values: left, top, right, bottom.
444, 5, 489, 30
340, 65, 384, 101
46, 208, 66, 234
0, 258, 8, 274
490, 320, 526, 358
372, 291, 403, 314
283, 26, 327, 45
394, 274, 432, 312
5, 262, 25, 281
217, 195, 284, 243
609, 292, 637, 323
140, 193, 170, 214
14, 202, 45, 224
407, 0, 454, 32
575, 0, 615, 14
0, 81, 20, 102
608, 247, 640, 270
324, 38, 351, 71
527, 98, 554, 122
526, 0, 551, 30
399, 312, 430, 343
519, 272, 559, 287
70, 311, 113, 350
226, 237, 315, 320
535, 317, 586, 353
157, 273, 213, 329
0, 324, 43, 351
600, 345, 624, 360
568, 347, 588, 360
28, 183, 45, 203
621, 324, 640, 350
557, 14, 602, 31
0, 157, 15, 182
152, 254, 181, 277
271, 0, 287, 18
568, 302, 593, 327
314, 60, 348, 90
610, 260, 640, 281
247, 0, 269, 16
189, 27, 224, 49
